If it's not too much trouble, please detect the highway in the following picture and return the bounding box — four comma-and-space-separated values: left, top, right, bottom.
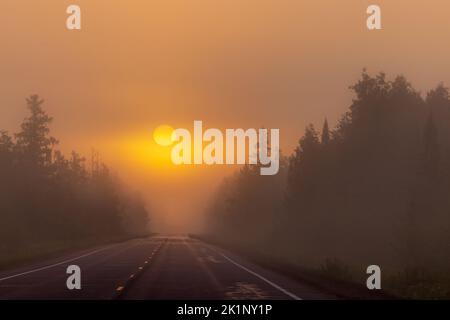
0, 235, 335, 300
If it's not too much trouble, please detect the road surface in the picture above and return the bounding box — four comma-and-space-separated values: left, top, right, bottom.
0, 235, 335, 300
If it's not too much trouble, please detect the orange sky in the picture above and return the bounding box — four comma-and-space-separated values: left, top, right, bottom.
2, 0, 450, 230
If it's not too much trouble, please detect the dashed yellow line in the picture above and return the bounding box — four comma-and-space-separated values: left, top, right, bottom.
115, 241, 164, 296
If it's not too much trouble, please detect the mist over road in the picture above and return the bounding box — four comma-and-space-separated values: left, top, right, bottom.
0, 236, 334, 300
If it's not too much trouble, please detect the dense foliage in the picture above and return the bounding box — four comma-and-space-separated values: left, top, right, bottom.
207, 72, 450, 298
0, 95, 150, 263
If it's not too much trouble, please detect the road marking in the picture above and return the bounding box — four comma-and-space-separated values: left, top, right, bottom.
114, 239, 166, 298
0, 244, 122, 282
213, 250, 302, 300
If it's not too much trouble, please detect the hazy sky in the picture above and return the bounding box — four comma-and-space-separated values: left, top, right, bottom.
2, 0, 450, 230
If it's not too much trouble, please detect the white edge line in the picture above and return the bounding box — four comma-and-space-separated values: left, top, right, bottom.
214, 250, 302, 300
0, 244, 117, 282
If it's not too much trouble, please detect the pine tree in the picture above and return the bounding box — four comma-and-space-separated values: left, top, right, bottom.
321, 118, 330, 144
15, 95, 58, 167
0, 131, 13, 155
422, 111, 439, 180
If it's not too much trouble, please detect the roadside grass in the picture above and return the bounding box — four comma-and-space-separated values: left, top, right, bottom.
320, 258, 354, 282
385, 268, 450, 299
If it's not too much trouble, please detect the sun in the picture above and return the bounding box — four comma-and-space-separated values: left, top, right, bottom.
153, 124, 174, 146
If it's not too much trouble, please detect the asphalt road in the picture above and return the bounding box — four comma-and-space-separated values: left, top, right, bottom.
0, 235, 335, 300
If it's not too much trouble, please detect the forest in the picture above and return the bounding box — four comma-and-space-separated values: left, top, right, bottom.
0, 95, 150, 268
206, 71, 450, 299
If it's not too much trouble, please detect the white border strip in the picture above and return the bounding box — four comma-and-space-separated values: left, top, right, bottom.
0, 244, 116, 282
216, 251, 302, 300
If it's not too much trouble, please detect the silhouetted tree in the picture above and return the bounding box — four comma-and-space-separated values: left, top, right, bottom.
0, 95, 150, 266
321, 118, 330, 144
15, 95, 57, 168
421, 112, 440, 179
207, 71, 450, 292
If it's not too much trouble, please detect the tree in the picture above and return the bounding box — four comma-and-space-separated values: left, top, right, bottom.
0, 131, 14, 168
321, 118, 330, 145
15, 95, 58, 168
288, 124, 320, 196
426, 84, 450, 111
421, 111, 440, 180
0, 94, 151, 264
207, 72, 450, 286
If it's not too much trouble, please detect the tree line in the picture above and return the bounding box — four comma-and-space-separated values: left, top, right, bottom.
206, 71, 450, 298
0, 95, 149, 264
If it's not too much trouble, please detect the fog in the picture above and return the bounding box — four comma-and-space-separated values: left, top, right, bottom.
2, 0, 450, 231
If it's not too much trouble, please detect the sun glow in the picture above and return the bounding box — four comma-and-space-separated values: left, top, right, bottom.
100, 131, 176, 174
153, 124, 174, 147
